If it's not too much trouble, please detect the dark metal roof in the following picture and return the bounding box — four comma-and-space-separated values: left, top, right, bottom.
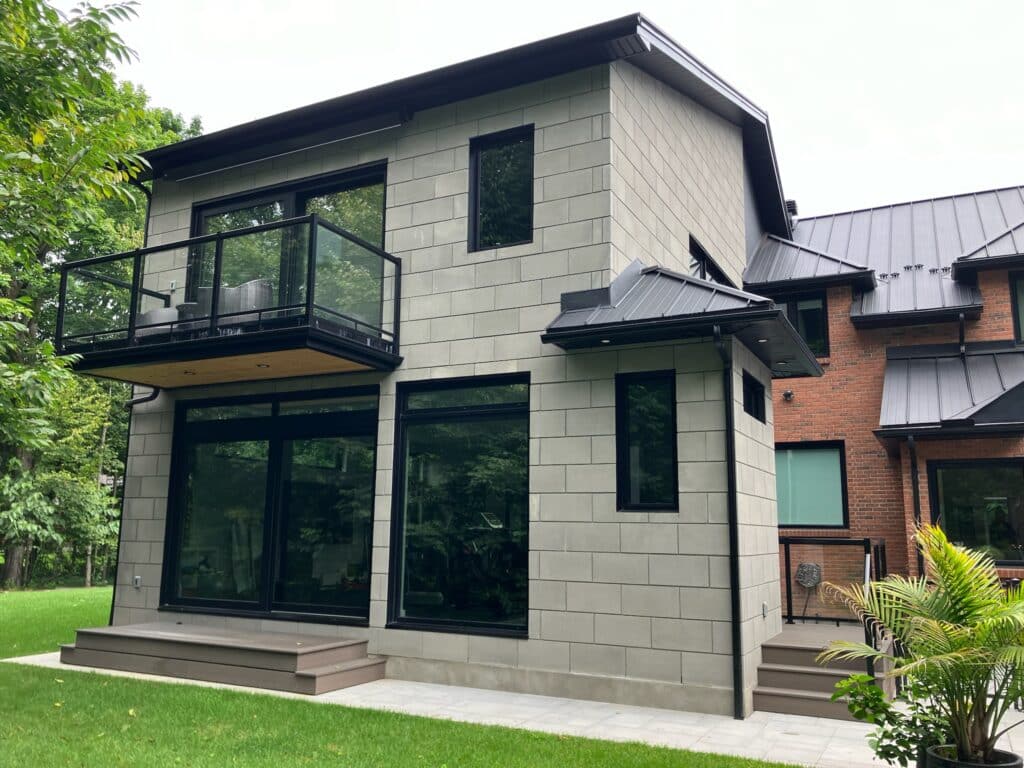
744, 234, 874, 292
878, 342, 1024, 435
140, 15, 791, 236
788, 186, 1024, 319
542, 261, 822, 377
953, 218, 1024, 278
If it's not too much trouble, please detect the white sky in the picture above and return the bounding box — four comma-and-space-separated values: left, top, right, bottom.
90, 0, 1024, 217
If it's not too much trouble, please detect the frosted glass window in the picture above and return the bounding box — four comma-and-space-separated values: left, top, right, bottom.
776, 445, 845, 526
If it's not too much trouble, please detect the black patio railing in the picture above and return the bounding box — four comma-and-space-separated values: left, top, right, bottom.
780, 536, 887, 625
56, 214, 400, 358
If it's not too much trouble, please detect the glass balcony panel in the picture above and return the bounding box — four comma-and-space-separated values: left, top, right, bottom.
312, 224, 384, 336
216, 222, 308, 327
62, 256, 134, 348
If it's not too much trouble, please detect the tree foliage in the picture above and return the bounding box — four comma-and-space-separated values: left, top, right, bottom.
0, 0, 201, 585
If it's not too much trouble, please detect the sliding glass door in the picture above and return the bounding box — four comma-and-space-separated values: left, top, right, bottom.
163, 391, 378, 621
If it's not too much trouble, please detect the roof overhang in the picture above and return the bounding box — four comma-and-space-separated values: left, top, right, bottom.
746, 270, 877, 296
851, 303, 982, 329
138, 15, 790, 235
542, 306, 822, 378
952, 252, 1024, 280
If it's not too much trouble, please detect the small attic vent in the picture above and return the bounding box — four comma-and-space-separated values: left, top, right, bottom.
785, 199, 799, 216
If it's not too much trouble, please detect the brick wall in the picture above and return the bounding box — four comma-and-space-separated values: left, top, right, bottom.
774, 268, 1019, 577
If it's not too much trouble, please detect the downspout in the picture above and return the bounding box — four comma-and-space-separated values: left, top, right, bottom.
714, 325, 745, 720
108, 179, 159, 625
907, 435, 924, 575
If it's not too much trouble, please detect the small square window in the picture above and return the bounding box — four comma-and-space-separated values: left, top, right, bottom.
776, 443, 847, 527
742, 371, 766, 423
780, 293, 829, 357
615, 371, 678, 511
469, 127, 534, 251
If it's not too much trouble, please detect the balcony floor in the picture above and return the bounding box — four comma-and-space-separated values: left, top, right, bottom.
87, 345, 373, 388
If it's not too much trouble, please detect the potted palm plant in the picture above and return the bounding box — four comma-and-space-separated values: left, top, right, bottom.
820, 525, 1024, 767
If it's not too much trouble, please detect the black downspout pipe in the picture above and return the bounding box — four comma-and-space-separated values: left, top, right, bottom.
908, 435, 924, 575
108, 179, 158, 626
714, 325, 745, 720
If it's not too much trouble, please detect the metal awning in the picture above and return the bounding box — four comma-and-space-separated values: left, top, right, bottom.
541, 260, 822, 378
877, 341, 1024, 437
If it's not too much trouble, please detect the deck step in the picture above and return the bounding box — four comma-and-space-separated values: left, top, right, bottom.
760, 641, 865, 671
60, 622, 385, 695
752, 686, 855, 721
756, 662, 860, 694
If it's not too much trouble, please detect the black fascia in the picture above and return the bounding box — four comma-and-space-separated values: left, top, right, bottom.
952, 252, 1024, 281
744, 269, 876, 295
851, 304, 983, 329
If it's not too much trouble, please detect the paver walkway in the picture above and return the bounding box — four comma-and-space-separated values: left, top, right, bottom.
6, 651, 1023, 767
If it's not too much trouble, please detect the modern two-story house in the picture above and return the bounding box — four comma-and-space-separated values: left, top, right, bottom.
67, 13, 1016, 721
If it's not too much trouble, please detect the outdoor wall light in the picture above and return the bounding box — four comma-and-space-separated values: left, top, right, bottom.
783, 389, 794, 401
256, 363, 270, 368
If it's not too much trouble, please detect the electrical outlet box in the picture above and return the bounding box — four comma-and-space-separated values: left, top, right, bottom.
132, 575, 142, 588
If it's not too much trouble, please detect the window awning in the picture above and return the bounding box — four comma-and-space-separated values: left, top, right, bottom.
541, 260, 823, 378
877, 342, 1024, 437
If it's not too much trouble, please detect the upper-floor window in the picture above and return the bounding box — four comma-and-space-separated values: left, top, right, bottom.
742, 370, 766, 423
615, 370, 678, 511
688, 236, 733, 286
1012, 272, 1024, 343
780, 293, 829, 357
469, 126, 534, 251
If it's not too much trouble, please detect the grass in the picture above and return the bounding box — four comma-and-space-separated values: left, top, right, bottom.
0, 585, 112, 658
0, 588, 793, 768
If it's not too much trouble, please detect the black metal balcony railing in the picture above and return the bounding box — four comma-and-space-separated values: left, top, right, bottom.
56, 215, 401, 361
780, 536, 888, 625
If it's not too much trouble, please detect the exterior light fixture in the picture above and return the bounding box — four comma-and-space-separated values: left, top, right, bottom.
183, 370, 197, 376
600, 339, 611, 344
757, 338, 768, 343
783, 389, 794, 401
256, 363, 270, 368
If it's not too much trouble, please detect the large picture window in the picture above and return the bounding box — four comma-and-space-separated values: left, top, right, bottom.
776, 442, 847, 527
616, 370, 678, 511
390, 376, 529, 634
469, 127, 534, 251
163, 390, 378, 622
931, 461, 1024, 564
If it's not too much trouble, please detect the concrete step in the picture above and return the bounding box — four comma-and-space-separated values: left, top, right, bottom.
752, 686, 855, 721
73, 624, 369, 672
756, 662, 859, 694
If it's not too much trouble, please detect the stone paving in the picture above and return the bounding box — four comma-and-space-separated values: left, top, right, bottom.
7, 651, 1023, 767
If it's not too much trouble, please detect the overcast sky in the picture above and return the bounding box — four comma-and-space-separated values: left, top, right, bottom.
90, 0, 1023, 217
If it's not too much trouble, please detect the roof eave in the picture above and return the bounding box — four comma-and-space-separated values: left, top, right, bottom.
952, 252, 1024, 280
745, 269, 876, 295
851, 304, 983, 329
875, 422, 1024, 440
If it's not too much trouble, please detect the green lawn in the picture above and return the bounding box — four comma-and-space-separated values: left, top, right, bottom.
0, 588, 793, 768
0, 585, 112, 658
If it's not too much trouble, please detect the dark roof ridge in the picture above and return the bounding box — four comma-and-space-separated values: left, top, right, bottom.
639, 264, 772, 306
958, 216, 1024, 261
797, 183, 1024, 223
761, 233, 870, 272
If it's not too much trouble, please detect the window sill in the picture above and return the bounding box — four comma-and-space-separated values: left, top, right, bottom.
158, 603, 371, 627
386, 619, 527, 639
467, 237, 534, 254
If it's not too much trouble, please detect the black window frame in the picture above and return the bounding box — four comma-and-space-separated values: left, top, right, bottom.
1011, 271, 1024, 343
927, 458, 1024, 566
615, 370, 679, 512
777, 291, 830, 358
688, 236, 735, 287
387, 373, 531, 638
742, 370, 766, 423
158, 386, 380, 626
186, 162, 389, 304
775, 440, 849, 529
467, 125, 535, 253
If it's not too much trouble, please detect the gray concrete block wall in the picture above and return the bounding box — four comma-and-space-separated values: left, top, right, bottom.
729, 338, 783, 715
607, 60, 747, 286
108, 63, 779, 716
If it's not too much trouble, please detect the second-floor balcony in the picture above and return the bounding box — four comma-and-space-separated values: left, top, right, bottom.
57, 215, 401, 388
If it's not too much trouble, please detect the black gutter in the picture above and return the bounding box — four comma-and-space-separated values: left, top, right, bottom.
875, 422, 1024, 440
713, 325, 745, 720
952, 252, 1024, 280
109, 180, 158, 626
907, 435, 925, 574
744, 269, 876, 295
851, 305, 982, 329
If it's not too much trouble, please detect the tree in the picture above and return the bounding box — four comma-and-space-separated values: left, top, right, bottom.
0, 0, 200, 586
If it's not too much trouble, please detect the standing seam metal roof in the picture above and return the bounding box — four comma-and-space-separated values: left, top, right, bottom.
744, 234, 873, 288
787, 185, 1024, 316
879, 344, 1024, 429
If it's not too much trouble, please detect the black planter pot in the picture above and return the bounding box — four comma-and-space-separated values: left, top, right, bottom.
925, 745, 1023, 768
